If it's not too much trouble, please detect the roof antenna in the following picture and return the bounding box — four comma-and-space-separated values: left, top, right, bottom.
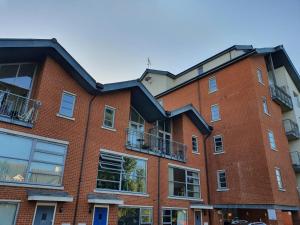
147, 57, 151, 69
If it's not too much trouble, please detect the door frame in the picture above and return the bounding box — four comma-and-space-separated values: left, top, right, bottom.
92, 205, 110, 225
194, 210, 203, 225
32, 202, 57, 225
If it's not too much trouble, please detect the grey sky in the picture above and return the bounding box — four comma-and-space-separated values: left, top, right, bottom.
0, 0, 299, 83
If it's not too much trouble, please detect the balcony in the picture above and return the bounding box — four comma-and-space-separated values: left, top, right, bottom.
270, 85, 293, 111
0, 90, 41, 127
125, 128, 187, 162
290, 151, 300, 172
283, 119, 300, 141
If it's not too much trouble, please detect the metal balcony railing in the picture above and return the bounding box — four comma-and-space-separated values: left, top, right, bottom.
283, 119, 300, 141
0, 90, 41, 126
270, 85, 293, 111
290, 151, 300, 172
125, 128, 187, 162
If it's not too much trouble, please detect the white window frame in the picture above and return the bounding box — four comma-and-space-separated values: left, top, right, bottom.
217, 170, 228, 191
102, 105, 116, 130
192, 135, 199, 153
57, 91, 76, 120
208, 76, 218, 93
268, 130, 276, 150
262, 97, 270, 115
32, 202, 57, 225
0, 200, 20, 225
213, 135, 224, 154
118, 206, 153, 225
211, 104, 221, 122
257, 68, 264, 85
275, 167, 284, 191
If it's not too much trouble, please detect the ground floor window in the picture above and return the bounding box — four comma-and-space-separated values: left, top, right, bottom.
118, 207, 152, 225
162, 208, 187, 225
0, 202, 18, 225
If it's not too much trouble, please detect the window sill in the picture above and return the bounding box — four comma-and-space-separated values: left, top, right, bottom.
101, 126, 117, 132
271, 148, 278, 152
56, 113, 75, 121
0, 182, 64, 190
94, 189, 149, 197
209, 89, 218, 94
264, 112, 271, 117
192, 152, 200, 155
214, 151, 225, 155
168, 196, 203, 201
211, 119, 221, 123
278, 188, 286, 192
217, 188, 229, 192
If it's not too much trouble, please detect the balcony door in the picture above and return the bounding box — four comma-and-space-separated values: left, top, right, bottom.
157, 119, 172, 155
128, 107, 145, 148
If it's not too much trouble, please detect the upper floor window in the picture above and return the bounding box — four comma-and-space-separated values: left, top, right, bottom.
262, 97, 270, 115
217, 170, 228, 190
168, 166, 200, 199
0, 131, 67, 186
103, 105, 116, 129
257, 69, 264, 84
211, 104, 220, 122
192, 136, 199, 153
208, 76, 217, 93
275, 168, 284, 190
162, 209, 187, 225
59, 91, 76, 118
268, 130, 276, 150
214, 135, 224, 153
0, 202, 19, 225
118, 207, 152, 225
97, 151, 147, 193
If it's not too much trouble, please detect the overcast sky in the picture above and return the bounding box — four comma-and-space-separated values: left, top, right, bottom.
0, 0, 299, 83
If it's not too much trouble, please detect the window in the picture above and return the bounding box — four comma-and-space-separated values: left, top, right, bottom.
268, 130, 276, 150
168, 166, 200, 199
257, 69, 264, 84
262, 97, 269, 114
192, 136, 199, 153
118, 207, 152, 225
275, 168, 284, 190
59, 91, 76, 118
0, 132, 67, 186
0, 202, 18, 225
214, 135, 224, 153
103, 105, 116, 129
217, 170, 228, 190
211, 104, 220, 121
209, 76, 217, 93
97, 151, 147, 193
162, 209, 187, 225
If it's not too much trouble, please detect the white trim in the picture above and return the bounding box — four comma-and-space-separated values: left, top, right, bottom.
217, 188, 229, 192
192, 135, 199, 153
103, 105, 116, 129
257, 68, 265, 85
267, 130, 277, 150
217, 169, 228, 190
92, 205, 109, 225
208, 76, 218, 93
0, 199, 21, 203
162, 206, 188, 210
88, 198, 123, 205
168, 163, 200, 172
62, 90, 77, 96
100, 148, 148, 161
194, 210, 203, 225
56, 113, 75, 121
213, 135, 224, 154
191, 205, 213, 209
101, 126, 117, 132
0, 200, 20, 225
28, 195, 73, 202
121, 204, 153, 208
32, 203, 57, 225
168, 196, 203, 201
94, 189, 149, 197
211, 104, 221, 122
58, 91, 76, 118
0, 182, 64, 190
0, 128, 69, 145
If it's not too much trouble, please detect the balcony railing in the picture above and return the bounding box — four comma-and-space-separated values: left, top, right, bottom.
290, 151, 300, 172
125, 128, 187, 162
270, 85, 293, 111
0, 90, 41, 127
283, 119, 300, 141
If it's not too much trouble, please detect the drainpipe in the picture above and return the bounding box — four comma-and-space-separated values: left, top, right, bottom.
157, 156, 161, 225
73, 83, 103, 225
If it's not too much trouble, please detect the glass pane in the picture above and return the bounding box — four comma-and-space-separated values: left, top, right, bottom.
33, 152, 64, 164
29, 162, 63, 176
15, 64, 35, 89
28, 173, 61, 185
130, 108, 140, 123
0, 203, 17, 225
0, 133, 32, 160
118, 208, 140, 225
0, 157, 27, 182
35, 141, 66, 154
121, 176, 146, 192
0, 64, 18, 86
177, 210, 187, 224
97, 179, 120, 190
173, 182, 186, 196
97, 170, 121, 182
59, 93, 75, 117
173, 168, 185, 182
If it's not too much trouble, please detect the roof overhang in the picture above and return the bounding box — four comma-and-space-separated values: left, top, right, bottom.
27, 190, 73, 202
214, 204, 300, 211
88, 193, 124, 205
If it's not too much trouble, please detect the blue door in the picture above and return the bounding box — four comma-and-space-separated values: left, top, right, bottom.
33, 205, 55, 225
93, 207, 108, 225
195, 211, 202, 225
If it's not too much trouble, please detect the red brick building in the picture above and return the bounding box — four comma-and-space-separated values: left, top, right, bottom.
141, 45, 300, 224
0, 39, 212, 225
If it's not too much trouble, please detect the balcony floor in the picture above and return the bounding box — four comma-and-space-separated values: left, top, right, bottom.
0, 114, 33, 128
